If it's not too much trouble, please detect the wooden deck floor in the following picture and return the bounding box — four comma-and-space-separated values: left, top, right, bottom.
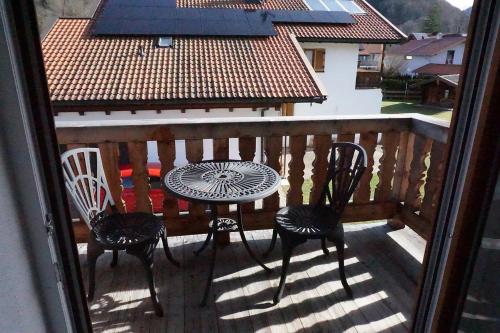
78, 221, 425, 333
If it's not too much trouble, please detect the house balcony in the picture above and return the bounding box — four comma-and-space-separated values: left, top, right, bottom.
55, 114, 449, 331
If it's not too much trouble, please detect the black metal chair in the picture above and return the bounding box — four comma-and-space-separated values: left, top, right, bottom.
264, 142, 367, 304
61, 148, 179, 317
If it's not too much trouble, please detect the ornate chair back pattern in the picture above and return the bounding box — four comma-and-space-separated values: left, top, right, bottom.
316, 142, 367, 217
61, 148, 115, 228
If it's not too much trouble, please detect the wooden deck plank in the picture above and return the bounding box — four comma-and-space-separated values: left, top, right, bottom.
80, 222, 424, 333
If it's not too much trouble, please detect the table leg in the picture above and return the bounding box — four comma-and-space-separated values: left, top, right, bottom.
200, 204, 218, 306
236, 204, 272, 273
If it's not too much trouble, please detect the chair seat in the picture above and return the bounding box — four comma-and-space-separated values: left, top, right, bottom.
275, 205, 340, 238
91, 212, 164, 249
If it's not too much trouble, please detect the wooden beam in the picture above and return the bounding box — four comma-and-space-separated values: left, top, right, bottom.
56, 116, 414, 144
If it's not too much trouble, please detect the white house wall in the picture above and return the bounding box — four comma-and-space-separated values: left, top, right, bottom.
429, 43, 465, 65
295, 42, 382, 116
56, 107, 280, 164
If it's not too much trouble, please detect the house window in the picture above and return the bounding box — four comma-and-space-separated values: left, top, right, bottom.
303, 48, 325, 72
446, 50, 455, 64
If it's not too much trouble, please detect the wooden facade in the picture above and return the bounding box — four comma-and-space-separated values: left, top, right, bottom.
55, 115, 449, 246
420, 80, 457, 108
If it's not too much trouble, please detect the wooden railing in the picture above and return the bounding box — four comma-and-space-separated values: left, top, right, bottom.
55, 115, 449, 243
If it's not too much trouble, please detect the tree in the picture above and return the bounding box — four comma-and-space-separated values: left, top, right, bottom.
422, 3, 442, 33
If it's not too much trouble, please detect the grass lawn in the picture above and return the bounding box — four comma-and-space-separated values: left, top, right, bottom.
381, 100, 452, 122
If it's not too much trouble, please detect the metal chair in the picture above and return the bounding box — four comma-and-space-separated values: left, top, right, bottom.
264, 142, 367, 304
61, 148, 179, 317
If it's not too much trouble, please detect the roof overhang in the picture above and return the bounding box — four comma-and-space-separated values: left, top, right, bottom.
51, 96, 327, 113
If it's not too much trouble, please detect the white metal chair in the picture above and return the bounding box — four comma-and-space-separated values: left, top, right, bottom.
61, 148, 178, 317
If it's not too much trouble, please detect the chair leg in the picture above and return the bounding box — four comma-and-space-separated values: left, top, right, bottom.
321, 237, 330, 256
129, 241, 164, 317
161, 233, 180, 267
194, 228, 213, 256
87, 235, 104, 301
273, 233, 303, 304
110, 250, 118, 267
263, 226, 278, 258
329, 226, 353, 298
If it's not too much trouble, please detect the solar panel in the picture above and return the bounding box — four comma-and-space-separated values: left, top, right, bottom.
338, 0, 366, 14
93, 2, 355, 37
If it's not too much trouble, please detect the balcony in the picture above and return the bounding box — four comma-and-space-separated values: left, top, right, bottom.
56, 114, 448, 331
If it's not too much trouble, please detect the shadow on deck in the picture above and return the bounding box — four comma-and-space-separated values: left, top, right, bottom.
77, 221, 425, 333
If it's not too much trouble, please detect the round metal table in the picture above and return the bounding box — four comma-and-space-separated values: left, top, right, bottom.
164, 160, 280, 306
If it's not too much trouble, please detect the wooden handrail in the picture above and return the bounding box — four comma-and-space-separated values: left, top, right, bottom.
56, 114, 450, 243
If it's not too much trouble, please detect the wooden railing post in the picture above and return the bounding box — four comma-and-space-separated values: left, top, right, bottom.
98, 142, 126, 213
309, 134, 331, 205
158, 140, 179, 219
239, 137, 256, 214
263, 136, 282, 212
391, 132, 411, 202
375, 131, 399, 202
286, 135, 307, 206
404, 135, 432, 212
420, 141, 447, 223
185, 139, 206, 218
127, 142, 152, 213
213, 138, 230, 245
353, 132, 377, 203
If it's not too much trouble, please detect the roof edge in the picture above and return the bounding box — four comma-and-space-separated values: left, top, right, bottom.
51, 96, 327, 112
288, 33, 328, 97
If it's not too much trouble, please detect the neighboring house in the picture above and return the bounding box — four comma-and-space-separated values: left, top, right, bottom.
358, 43, 383, 70
42, 0, 404, 162
385, 33, 466, 76
413, 74, 460, 108
356, 43, 383, 88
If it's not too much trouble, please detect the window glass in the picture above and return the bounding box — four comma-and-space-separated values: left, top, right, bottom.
446, 50, 455, 64
304, 49, 314, 65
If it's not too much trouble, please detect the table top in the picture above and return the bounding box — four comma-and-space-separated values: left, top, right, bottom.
164, 160, 280, 204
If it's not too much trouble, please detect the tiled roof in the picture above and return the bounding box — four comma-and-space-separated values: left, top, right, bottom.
42, 0, 404, 105
43, 20, 324, 104
388, 35, 466, 56
414, 64, 462, 75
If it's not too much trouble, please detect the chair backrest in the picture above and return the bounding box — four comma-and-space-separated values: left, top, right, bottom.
61, 148, 115, 228
316, 142, 367, 216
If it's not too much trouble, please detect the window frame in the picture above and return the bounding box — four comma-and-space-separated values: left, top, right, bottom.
303, 48, 326, 72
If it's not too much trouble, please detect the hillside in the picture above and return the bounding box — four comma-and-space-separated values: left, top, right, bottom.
369, 0, 470, 33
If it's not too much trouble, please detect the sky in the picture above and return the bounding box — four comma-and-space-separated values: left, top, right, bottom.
446, 0, 474, 10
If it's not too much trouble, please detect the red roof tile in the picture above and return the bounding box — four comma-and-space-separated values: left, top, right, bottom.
414, 64, 462, 75
43, 20, 324, 104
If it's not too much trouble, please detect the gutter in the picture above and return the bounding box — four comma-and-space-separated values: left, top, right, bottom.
51, 96, 326, 112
